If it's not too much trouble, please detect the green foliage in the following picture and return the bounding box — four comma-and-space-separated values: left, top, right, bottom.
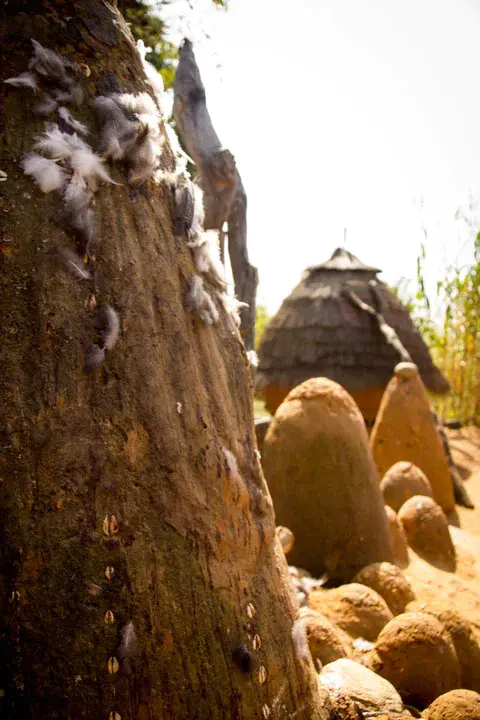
118, 0, 177, 88
255, 304, 270, 349
118, 0, 228, 89
407, 235, 480, 425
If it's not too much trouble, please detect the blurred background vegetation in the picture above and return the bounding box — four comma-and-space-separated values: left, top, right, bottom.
404, 234, 480, 425
117, 0, 227, 88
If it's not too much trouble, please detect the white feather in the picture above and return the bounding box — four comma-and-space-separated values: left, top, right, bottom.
58, 106, 89, 136
4, 72, 38, 91
53, 87, 83, 105
187, 229, 227, 290
137, 40, 167, 111
97, 305, 120, 351
29, 39, 69, 84
127, 129, 164, 185
218, 292, 248, 326
114, 92, 164, 183
34, 94, 58, 116
191, 184, 205, 230
246, 350, 258, 368
63, 178, 91, 209
21, 153, 67, 193
116, 91, 159, 119
222, 448, 242, 484
187, 275, 219, 325
57, 247, 91, 280
93, 96, 138, 161
136, 39, 191, 176
34, 124, 87, 160
291, 617, 310, 661
69, 147, 116, 189
119, 621, 137, 659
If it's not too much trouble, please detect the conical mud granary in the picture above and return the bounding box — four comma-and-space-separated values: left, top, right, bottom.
256, 248, 449, 423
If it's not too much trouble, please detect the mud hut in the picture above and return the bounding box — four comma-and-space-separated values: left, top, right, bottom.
256, 248, 449, 423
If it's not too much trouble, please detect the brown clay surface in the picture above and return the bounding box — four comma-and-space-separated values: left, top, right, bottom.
399, 496, 456, 569
262, 378, 394, 580
304, 613, 351, 667
353, 562, 415, 616
422, 689, 480, 720
370, 371, 455, 511
381, 461, 433, 512
308, 583, 393, 642
370, 612, 461, 708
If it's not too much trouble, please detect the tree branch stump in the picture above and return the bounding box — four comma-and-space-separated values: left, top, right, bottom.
173, 39, 258, 349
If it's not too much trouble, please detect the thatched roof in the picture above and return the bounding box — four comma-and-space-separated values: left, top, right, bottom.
256, 248, 449, 395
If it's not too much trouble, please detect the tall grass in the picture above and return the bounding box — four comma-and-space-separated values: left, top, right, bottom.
410, 234, 480, 425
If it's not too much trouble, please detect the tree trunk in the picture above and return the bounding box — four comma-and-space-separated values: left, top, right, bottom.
173, 40, 258, 351
0, 3, 326, 719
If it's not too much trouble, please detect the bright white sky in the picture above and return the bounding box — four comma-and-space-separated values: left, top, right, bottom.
163, 0, 480, 315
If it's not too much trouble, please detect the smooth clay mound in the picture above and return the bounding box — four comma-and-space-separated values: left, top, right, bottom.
423, 609, 480, 694
369, 612, 461, 708
422, 689, 480, 720
309, 583, 393, 642
398, 495, 456, 569
303, 612, 351, 668
381, 461, 433, 512
353, 562, 415, 616
370, 363, 454, 512
262, 378, 394, 581
318, 658, 405, 716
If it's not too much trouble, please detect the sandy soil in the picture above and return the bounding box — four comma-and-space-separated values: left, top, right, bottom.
402, 427, 480, 639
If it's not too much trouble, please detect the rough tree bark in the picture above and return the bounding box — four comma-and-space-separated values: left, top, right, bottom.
0, 3, 326, 719
173, 40, 258, 351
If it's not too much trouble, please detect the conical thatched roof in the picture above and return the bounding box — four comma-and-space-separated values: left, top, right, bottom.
256, 248, 449, 396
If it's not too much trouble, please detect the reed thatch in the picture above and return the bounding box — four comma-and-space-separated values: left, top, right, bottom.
256, 248, 449, 406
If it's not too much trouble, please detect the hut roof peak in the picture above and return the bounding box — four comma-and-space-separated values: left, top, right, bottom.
308, 247, 381, 274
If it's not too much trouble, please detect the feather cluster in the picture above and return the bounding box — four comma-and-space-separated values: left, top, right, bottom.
4, 40, 83, 116
21, 153, 67, 193
291, 617, 311, 662
136, 39, 192, 177
93, 91, 164, 185
135, 39, 246, 329
8, 39, 127, 374
58, 106, 89, 136
29, 123, 114, 255
187, 229, 226, 292
85, 305, 120, 372
186, 275, 219, 326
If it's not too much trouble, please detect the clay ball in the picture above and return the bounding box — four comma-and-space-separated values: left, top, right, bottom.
304, 613, 350, 668
426, 609, 480, 693
422, 689, 480, 719
394, 362, 419, 378
353, 562, 415, 616
398, 495, 455, 566
309, 583, 393, 642
276, 526, 295, 555
371, 612, 460, 708
381, 461, 433, 512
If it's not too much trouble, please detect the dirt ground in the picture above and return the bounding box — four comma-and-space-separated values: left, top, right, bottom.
403, 426, 480, 639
